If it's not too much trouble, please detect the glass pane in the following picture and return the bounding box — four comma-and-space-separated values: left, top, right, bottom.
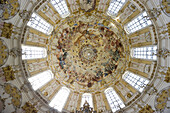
107, 0, 126, 16
125, 12, 152, 34
27, 13, 53, 35
22, 45, 47, 60
122, 71, 149, 92
28, 70, 54, 90
104, 87, 125, 112
50, 0, 70, 18
131, 46, 157, 60
49, 87, 70, 112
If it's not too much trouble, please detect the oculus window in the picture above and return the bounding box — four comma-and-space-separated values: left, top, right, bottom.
27, 13, 53, 35
122, 71, 149, 92
28, 70, 54, 90
104, 87, 125, 112
131, 46, 157, 60
125, 12, 152, 34
50, 0, 70, 18
81, 93, 93, 108
22, 45, 47, 60
49, 87, 70, 112
107, 0, 126, 16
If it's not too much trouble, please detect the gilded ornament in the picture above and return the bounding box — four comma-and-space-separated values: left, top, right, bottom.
0, 0, 20, 20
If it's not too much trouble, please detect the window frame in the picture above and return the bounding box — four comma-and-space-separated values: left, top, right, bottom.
27, 13, 53, 35
50, 0, 70, 18
28, 70, 54, 91
22, 45, 47, 60
107, 0, 126, 17
125, 11, 152, 34
131, 45, 157, 60
49, 86, 70, 112
122, 71, 149, 92
104, 87, 125, 112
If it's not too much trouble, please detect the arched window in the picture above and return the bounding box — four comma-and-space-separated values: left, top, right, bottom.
49, 87, 70, 112
27, 13, 53, 35
122, 71, 149, 92
125, 11, 152, 34
104, 87, 125, 112
81, 93, 93, 108
131, 46, 157, 60
50, 0, 70, 18
28, 70, 54, 90
107, 0, 126, 16
22, 45, 47, 60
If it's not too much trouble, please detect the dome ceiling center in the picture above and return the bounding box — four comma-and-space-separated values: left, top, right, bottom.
55, 21, 125, 88
79, 44, 97, 63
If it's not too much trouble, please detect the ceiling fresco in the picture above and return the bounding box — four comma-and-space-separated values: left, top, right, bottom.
79, 0, 96, 12
53, 20, 126, 88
